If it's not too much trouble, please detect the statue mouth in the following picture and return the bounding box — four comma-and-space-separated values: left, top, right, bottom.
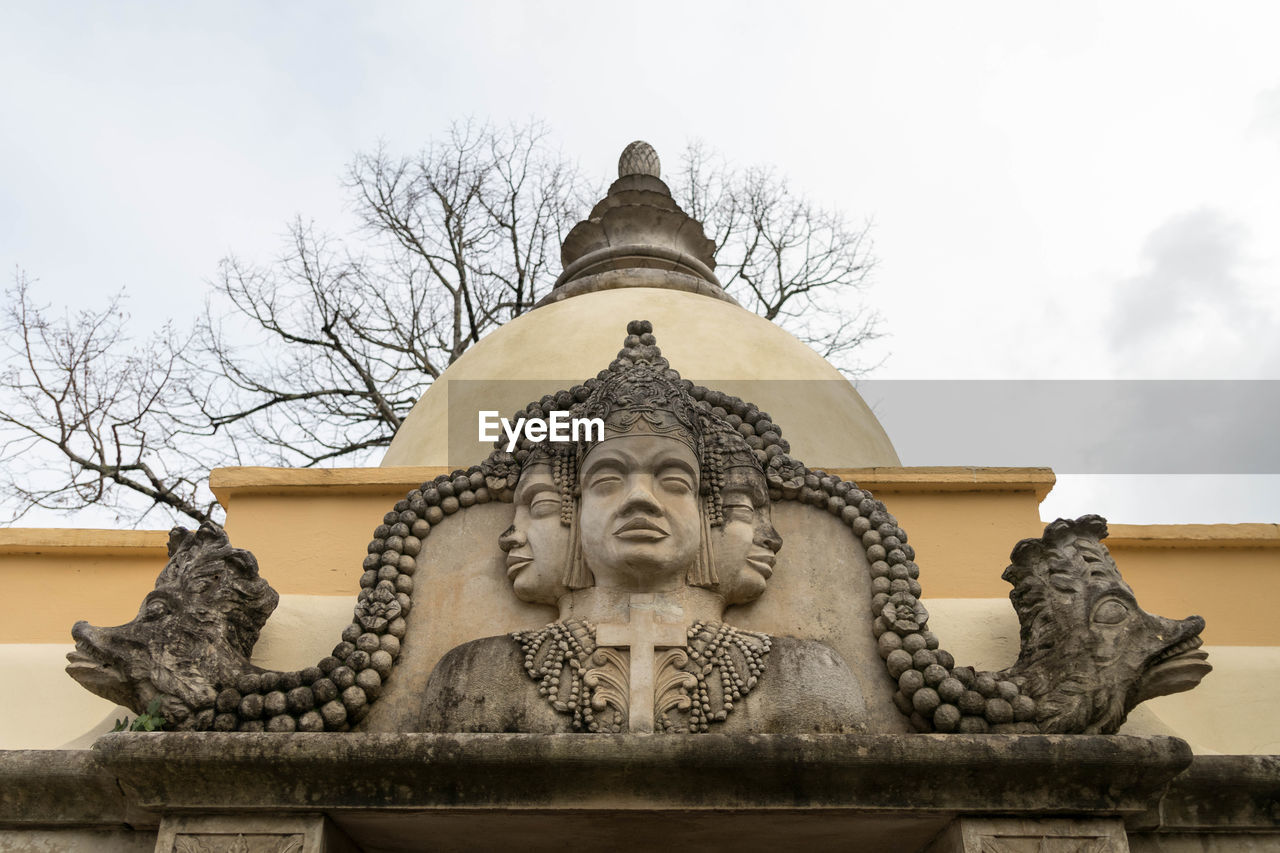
1135, 633, 1211, 703
66, 643, 132, 705
746, 550, 776, 578
505, 553, 534, 578
614, 517, 668, 539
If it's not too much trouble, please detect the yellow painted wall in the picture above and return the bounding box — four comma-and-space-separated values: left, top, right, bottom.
3, 466, 1275, 647
3, 464, 1277, 751
0, 530, 168, 643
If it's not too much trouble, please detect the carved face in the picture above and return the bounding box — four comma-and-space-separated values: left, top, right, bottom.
715, 466, 782, 605
499, 463, 570, 605
1073, 537, 1210, 714
578, 434, 701, 591
65, 525, 277, 727
1004, 520, 1210, 734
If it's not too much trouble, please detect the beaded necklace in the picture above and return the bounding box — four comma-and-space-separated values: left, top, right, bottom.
512, 619, 771, 733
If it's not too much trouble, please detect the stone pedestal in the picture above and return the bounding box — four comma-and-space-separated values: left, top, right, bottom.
1, 734, 1276, 852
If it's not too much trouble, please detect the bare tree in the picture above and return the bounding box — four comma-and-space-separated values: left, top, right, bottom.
675, 142, 880, 374
1, 123, 881, 527
0, 273, 221, 524
189, 121, 586, 468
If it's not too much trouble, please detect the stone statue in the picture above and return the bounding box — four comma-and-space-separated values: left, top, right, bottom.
65, 524, 278, 730
420, 323, 868, 733
998, 515, 1211, 734
65, 320, 1211, 736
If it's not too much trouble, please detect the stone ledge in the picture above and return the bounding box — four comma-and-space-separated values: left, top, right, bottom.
86, 733, 1187, 814
9, 738, 1278, 852
0, 529, 168, 557
1107, 523, 1280, 550
0, 749, 157, 828
210, 466, 1057, 499
1133, 754, 1280, 832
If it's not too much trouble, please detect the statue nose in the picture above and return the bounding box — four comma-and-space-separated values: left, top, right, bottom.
620, 477, 663, 514
758, 525, 782, 554
498, 524, 525, 551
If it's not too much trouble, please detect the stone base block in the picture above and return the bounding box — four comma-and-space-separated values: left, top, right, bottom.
925, 817, 1130, 852
155, 815, 358, 853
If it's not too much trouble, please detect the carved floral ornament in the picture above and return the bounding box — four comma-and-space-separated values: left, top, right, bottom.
173, 835, 303, 853
67, 320, 1211, 736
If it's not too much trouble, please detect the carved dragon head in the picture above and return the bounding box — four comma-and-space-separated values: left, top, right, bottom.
65, 522, 278, 729
1001, 515, 1211, 734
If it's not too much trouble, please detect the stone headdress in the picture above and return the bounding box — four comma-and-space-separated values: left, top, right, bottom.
525, 320, 765, 590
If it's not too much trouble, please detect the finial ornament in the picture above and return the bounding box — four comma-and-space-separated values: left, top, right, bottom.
618, 141, 661, 179
548, 141, 725, 300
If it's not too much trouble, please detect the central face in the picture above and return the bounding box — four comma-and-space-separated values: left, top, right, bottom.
578, 433, 701, 592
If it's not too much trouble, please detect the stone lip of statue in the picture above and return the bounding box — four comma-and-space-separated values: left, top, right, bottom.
417, 427, 869, 734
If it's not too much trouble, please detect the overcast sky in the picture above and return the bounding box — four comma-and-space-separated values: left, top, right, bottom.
2, 1, 1277, 525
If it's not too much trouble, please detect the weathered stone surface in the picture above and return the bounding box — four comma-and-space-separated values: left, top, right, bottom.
155, 814, 358, 853
12, 737, 1278, 852
1130, 754, 1280, 832
925, 817, 1131, 853
999, 516, 1211, 734
90, 732, 1190, 813
0, 829, 155, 852
1129, 834, 1280, 853
8, 737, 1279, 852
0, 748, 155, 827
420, 632, 867, 734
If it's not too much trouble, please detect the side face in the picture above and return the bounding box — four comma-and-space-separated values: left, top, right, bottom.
714, 465, 782, 606
500, 464, 570, 606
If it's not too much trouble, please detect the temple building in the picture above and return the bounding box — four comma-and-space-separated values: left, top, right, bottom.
0, 143, 1277, 851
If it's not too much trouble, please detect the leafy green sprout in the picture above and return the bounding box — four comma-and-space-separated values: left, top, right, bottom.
111, 697, 166, 732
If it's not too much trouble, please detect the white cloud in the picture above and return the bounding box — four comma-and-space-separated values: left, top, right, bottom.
1106, 208, 1280, 377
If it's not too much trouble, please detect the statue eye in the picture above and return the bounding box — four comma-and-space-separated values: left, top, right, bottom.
529, 495, 560, 518
722, 493, 754, 520
658, 469, 694, 493
1092, 599, 1129, 625
144, 598, 171, 620
585, 471, 622, 492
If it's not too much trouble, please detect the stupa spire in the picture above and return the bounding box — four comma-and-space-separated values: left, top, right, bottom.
539, 141, 733, 306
